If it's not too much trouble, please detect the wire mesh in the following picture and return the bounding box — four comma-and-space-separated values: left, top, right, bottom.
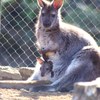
0, 0, 100, 67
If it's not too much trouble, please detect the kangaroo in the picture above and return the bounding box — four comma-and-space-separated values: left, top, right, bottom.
27, 58, 54, 81
40, 59, 54, 78
28, 0, 100, 92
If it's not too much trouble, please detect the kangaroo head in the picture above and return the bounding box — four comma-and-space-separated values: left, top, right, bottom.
40, 61, 53, 77
37, 57, 53, 77
37, 0, 63, 28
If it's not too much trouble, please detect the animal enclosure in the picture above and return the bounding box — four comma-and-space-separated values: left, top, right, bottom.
0, 0, 100, 67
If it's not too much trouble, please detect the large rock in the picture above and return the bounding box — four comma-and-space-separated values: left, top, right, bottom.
72, 78, 100, 100
0, 66, 22, 80
18, 67, 34, 80
0, 66, 34, 80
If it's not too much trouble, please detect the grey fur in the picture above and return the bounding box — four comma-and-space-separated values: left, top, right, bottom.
27, 59, 54, 81
28, 0, 100, 92
40, 61, 54, 78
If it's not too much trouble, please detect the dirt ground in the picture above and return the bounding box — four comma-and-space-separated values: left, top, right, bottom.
0, 88, 73, 100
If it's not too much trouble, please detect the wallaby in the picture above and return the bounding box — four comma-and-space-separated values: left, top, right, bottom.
27, 58, 54, 81
28, 0, 100, 92
39, 59, 54, 78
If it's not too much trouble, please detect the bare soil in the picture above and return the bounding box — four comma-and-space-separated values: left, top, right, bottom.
0, 88, 72, 100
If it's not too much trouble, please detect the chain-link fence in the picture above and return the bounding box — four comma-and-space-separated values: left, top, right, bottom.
0, 0, 100, 67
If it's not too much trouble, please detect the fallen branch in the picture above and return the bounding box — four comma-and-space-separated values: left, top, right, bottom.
0, 80, 52, 90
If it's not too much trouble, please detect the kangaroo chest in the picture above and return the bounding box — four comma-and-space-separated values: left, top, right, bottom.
36, 31, 59, 51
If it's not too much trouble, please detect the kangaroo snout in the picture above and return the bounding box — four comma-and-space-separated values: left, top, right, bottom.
43, 21, 51, 27
41, 73, 45, 77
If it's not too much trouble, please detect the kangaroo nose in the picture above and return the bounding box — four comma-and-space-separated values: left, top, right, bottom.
41, 73, 45, 77
43, 21, 51, 27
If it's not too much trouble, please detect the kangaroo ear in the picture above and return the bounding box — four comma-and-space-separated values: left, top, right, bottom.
37, 0, 46, 8
37, 58, 44, 64
53, 0, 63, 10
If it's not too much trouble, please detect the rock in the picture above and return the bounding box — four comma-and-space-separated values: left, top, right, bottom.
0, 77, 2, 80
0, 66, 22, 80
72, 77, 100, 100
0, 66, 35, 80
19, 67, 34, 80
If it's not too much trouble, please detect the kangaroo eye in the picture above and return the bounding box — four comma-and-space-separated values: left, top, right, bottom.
51, 14, 55, 18
46, 68, 49, 70
41, 12, 45, 16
